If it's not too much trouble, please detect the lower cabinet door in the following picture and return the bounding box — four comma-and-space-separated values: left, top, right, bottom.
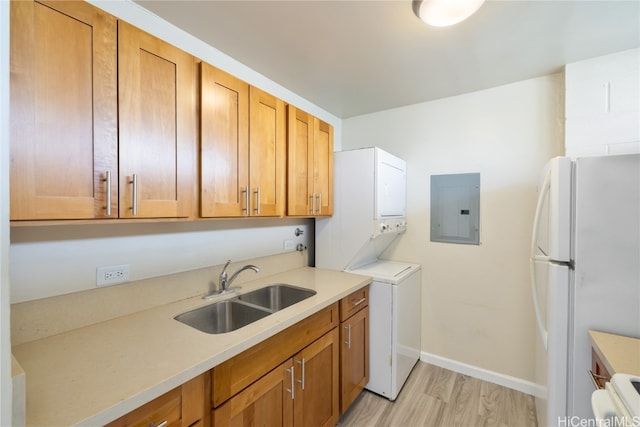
293, 328, 339, 427
213, 359, 294, 427
340, 306, 369, 413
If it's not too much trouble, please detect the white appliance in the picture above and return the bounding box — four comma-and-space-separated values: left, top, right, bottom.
592, 374, 640, 427
316, 147, 421, 401
316, 147, 408, 271
530, 154, 640, 426
348, 260, 421, 400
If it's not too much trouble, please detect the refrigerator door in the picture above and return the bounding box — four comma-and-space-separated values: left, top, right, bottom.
569, 154, 640, 420
535, 263, 570, 427
530, 157, 572, 348
531, 156, 572, 426
534, 157, 572, 263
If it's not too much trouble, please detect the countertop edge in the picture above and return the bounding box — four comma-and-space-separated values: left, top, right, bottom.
589, 330, 640, 377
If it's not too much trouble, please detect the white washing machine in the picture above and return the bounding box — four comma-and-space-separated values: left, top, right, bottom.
348, 260, 422, 401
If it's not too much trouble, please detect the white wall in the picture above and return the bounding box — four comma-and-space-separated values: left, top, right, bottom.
342, 74, 564, 383
1, 0, 12, 423
8, 0, 339, 304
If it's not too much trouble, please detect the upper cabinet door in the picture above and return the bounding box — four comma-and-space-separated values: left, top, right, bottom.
314, 118, 334, 216
118, 21, 195, 219
200, 63, 250, 217
249, 87, 286, 217
10, 0, 118, 220
286, 107, 334, 217
287, 106, 315, 216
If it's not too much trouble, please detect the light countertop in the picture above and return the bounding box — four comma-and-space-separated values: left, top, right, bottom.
589, 330, 640, 376
12, 267, 372, 426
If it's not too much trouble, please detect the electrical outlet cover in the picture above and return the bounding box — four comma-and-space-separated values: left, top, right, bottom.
97, 264, 130, 287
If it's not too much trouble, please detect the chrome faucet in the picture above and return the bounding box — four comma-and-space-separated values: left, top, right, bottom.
204, 260, 260, 299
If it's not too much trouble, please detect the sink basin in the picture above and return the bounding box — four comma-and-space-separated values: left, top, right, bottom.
174, 300, 270, 334
236, 284, 317, 312
175, 284, 316, 334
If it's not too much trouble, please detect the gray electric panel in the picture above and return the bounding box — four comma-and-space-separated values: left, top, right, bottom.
430, 173, 480, 245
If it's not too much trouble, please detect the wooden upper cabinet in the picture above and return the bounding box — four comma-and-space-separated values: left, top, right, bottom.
118, 21, 195, 219
287, 107, 314, 216
249, 86, 286, 217
10, 0, 118, 220
200, 63, 249, 217
314, 119, 334, 216
287, 106, 333, 216
200, 72, 284, 218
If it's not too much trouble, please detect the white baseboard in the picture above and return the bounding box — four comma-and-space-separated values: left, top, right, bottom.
420, 352, 540, 396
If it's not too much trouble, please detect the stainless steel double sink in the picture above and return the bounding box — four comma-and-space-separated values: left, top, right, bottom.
174, 284, 316, 334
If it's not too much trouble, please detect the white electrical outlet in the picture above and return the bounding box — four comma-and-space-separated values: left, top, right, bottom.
284, 239, 295, 251
97, 264, 130, 287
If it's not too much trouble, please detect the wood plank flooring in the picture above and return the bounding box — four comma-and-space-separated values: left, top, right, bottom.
338, 361, 538, 427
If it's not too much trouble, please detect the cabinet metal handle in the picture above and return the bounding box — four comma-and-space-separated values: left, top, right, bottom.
104, 170, 112, 217
345, 324, 352, 349
316, 193, 322, 214
286, 365, 295, 399
310, 193, 315, 215
149, 421, 167, 427
254, 187, 261, 215
130, 174, 138, 216
352, 297, 366, 307
296, 358, 305, 390
241, 186, 249, 215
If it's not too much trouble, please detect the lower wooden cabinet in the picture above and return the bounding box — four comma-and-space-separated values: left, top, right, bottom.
213, 359, 294, 426
213, 329, 340, 427
106, 374, 205, 427
293, 328, 340, 427
590, 347, 612, 389
339, 286, 370, 413
211, 303, 340, 427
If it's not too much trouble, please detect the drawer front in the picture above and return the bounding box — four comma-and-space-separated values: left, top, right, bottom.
106, 387, 182, 427
339, 285, 369, 321
212, 302, 339, 407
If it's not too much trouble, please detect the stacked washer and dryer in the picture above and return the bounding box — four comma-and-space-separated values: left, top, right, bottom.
316, 147, 421, 401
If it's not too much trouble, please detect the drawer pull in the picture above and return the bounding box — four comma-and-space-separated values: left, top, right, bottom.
351, 297, 366, 307
149, 421, 167, 427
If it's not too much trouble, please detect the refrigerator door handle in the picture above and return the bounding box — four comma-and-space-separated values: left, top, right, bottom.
530, 168, 551, 350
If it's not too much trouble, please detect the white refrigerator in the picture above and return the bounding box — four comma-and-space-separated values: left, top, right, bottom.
530, 154, 640, 426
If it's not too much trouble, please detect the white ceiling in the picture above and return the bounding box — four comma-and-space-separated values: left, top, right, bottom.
135, 0, 639, 119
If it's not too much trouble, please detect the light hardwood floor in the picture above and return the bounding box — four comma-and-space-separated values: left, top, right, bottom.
338, 361, 538, 427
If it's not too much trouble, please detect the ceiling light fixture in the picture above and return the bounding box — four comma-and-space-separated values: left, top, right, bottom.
412, 0, 485, 27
